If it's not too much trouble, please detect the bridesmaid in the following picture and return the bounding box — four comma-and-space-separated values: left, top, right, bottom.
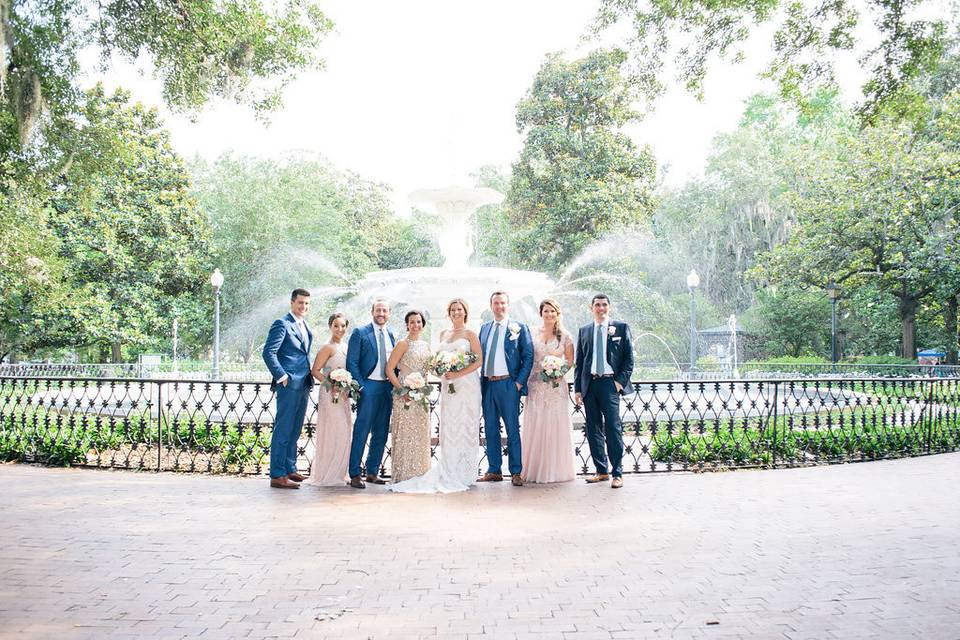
385, 310, 433, 482
304, 313, 353, 486
521, 298, 577, 483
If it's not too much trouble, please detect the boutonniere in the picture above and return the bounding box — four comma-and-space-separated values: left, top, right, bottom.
508, 322, 521, 341
607, 325, 617, 337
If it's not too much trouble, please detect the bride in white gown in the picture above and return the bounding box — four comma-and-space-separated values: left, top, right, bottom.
390, 298, 482, 494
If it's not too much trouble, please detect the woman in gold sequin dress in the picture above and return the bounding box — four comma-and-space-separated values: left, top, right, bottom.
385, 310, 433, 483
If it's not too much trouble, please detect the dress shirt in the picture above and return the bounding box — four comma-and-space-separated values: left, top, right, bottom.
484, 318, 510, 377
593, 322, 615, 375
367, 326, 393, 381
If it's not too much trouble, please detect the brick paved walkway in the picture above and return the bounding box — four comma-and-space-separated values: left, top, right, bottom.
1, 455, 959, 640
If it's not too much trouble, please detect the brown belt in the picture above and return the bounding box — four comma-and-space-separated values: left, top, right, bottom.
485, 375, 510, 381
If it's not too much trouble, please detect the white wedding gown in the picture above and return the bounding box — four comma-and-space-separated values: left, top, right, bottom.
390, 338, 481, 493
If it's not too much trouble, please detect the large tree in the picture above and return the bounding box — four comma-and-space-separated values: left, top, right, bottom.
756, 95, 960, 359
507, 48, 658, 273
48, 85, 213, 361
591, 0, 950, 122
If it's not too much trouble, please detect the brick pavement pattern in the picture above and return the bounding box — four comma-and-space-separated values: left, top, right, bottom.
1, 455, 959, 640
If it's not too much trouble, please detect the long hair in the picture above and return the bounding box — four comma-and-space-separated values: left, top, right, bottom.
539, 298, 565, 343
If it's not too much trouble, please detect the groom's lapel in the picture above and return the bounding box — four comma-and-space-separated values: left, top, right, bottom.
366, 325, 378, 354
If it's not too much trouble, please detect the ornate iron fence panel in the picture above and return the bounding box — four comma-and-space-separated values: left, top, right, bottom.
2, 376, 958, 476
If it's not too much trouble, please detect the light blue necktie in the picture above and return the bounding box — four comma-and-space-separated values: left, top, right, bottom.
594, 324, 604, 375
484, 323, 501, 376
377, 328, 387, 378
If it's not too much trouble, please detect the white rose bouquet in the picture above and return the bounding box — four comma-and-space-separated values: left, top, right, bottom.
321, 368, 360, 404
428, 350, 478, 394
539, 355, 570, 388
393, 371, 431, 412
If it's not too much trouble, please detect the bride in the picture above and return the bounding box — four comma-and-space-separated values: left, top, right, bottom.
390, 298, 482, 493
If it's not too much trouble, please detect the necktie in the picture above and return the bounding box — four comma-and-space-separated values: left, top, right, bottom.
485, 323, 501, 376
377, 328, 387, 378
594, 324, 604, 375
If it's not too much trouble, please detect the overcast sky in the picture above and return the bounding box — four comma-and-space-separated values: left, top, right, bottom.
91, 0, 842, 213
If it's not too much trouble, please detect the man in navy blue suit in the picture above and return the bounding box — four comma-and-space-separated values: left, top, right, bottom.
478, 291, 534, 486
262, 288, 314, 489
346, 299, 396, 489
574, 293, 634, 489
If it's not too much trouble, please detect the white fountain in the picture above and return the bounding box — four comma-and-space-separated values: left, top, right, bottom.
344, 186, 556, 338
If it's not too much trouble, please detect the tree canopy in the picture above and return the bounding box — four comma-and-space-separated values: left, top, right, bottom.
1, 0, 333, 150
591, 0, 950, 122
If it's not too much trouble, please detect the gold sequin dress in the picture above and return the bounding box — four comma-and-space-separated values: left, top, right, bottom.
389, 339, 432, 482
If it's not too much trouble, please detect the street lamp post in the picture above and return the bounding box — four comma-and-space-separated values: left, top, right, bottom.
827, 281, 839, 372
211, 268, 224, 380
687, 269, 700, 374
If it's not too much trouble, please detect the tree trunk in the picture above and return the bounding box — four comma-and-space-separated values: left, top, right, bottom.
899, 296, 918, 360
111, 341, 122, 363
946, 295, 958, 365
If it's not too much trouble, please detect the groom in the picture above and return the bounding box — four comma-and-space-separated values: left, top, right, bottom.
262, 288, 314, 490
346, 299, 396, 489
574, 293, 634, 489
478, 291, 534, 486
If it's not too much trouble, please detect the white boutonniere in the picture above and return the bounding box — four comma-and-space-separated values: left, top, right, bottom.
508, 321, 521, 341
607, 325, 617, 337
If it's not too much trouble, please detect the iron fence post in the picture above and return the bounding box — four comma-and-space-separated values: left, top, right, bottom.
771, 381, 780, 467
156, 381, 163, 472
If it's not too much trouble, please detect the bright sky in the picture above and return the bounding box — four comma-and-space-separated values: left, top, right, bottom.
93, 1, 827, 213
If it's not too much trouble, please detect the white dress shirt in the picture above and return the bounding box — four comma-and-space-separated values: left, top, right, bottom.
593, 322, 615, 375
295, 318, 309, 349
484, 318, 510, 377
367, 325, 393, 381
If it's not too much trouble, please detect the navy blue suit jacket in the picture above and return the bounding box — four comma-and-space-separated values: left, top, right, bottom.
262, 312, 314, 391
346, 323, 397, 390
479, 320, 534, 396
574, 321, 634, 397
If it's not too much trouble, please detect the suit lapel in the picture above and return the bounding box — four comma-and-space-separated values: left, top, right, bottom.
479, 322, 490, 362
286, 313, 307, 352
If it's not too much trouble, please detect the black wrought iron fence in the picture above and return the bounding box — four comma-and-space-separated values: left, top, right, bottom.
2, 375, 958, 476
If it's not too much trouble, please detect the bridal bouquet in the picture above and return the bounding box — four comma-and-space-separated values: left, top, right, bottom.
428, 350, 478, 394
393, 372, 431, 411
321, 368, 360, 404
540, 355, 570, 388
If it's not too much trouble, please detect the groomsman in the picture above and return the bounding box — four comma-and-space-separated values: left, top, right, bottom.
346, 300, 396, 488
478, 291, 534, 486
574, 294, 634, 489
262, 288, 314, 489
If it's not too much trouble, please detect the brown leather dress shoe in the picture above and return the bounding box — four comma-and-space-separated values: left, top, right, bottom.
611, 477, 623, 489
365, 474, 387, 485
349, 475, 366, 489
478, 472, 503, 482
584, 473, 610, 484
511, 474, 523, 487
270, 477, 300, 489
287, 472, 306, 482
